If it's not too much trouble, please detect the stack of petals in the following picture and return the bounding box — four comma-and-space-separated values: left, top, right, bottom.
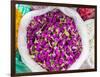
77, 8, 95, 21
16, 9, 22, 49
27, 9, 82, 71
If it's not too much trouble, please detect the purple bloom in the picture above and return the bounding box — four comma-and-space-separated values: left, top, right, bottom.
27, 9, 82, 71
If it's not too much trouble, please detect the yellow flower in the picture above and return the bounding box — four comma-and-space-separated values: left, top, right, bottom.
64, 29, 69, 36
16, 9, 22, 49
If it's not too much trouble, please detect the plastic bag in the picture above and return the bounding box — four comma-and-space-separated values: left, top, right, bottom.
18, 6, 89, 72
16, 50, 31, 73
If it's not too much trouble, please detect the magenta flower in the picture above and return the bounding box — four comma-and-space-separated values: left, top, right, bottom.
27, 9, 82, 71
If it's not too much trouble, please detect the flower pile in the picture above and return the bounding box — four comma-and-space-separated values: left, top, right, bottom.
27, 9, 82, 71
77, 8, 95, 21
16, 9, 22, 49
